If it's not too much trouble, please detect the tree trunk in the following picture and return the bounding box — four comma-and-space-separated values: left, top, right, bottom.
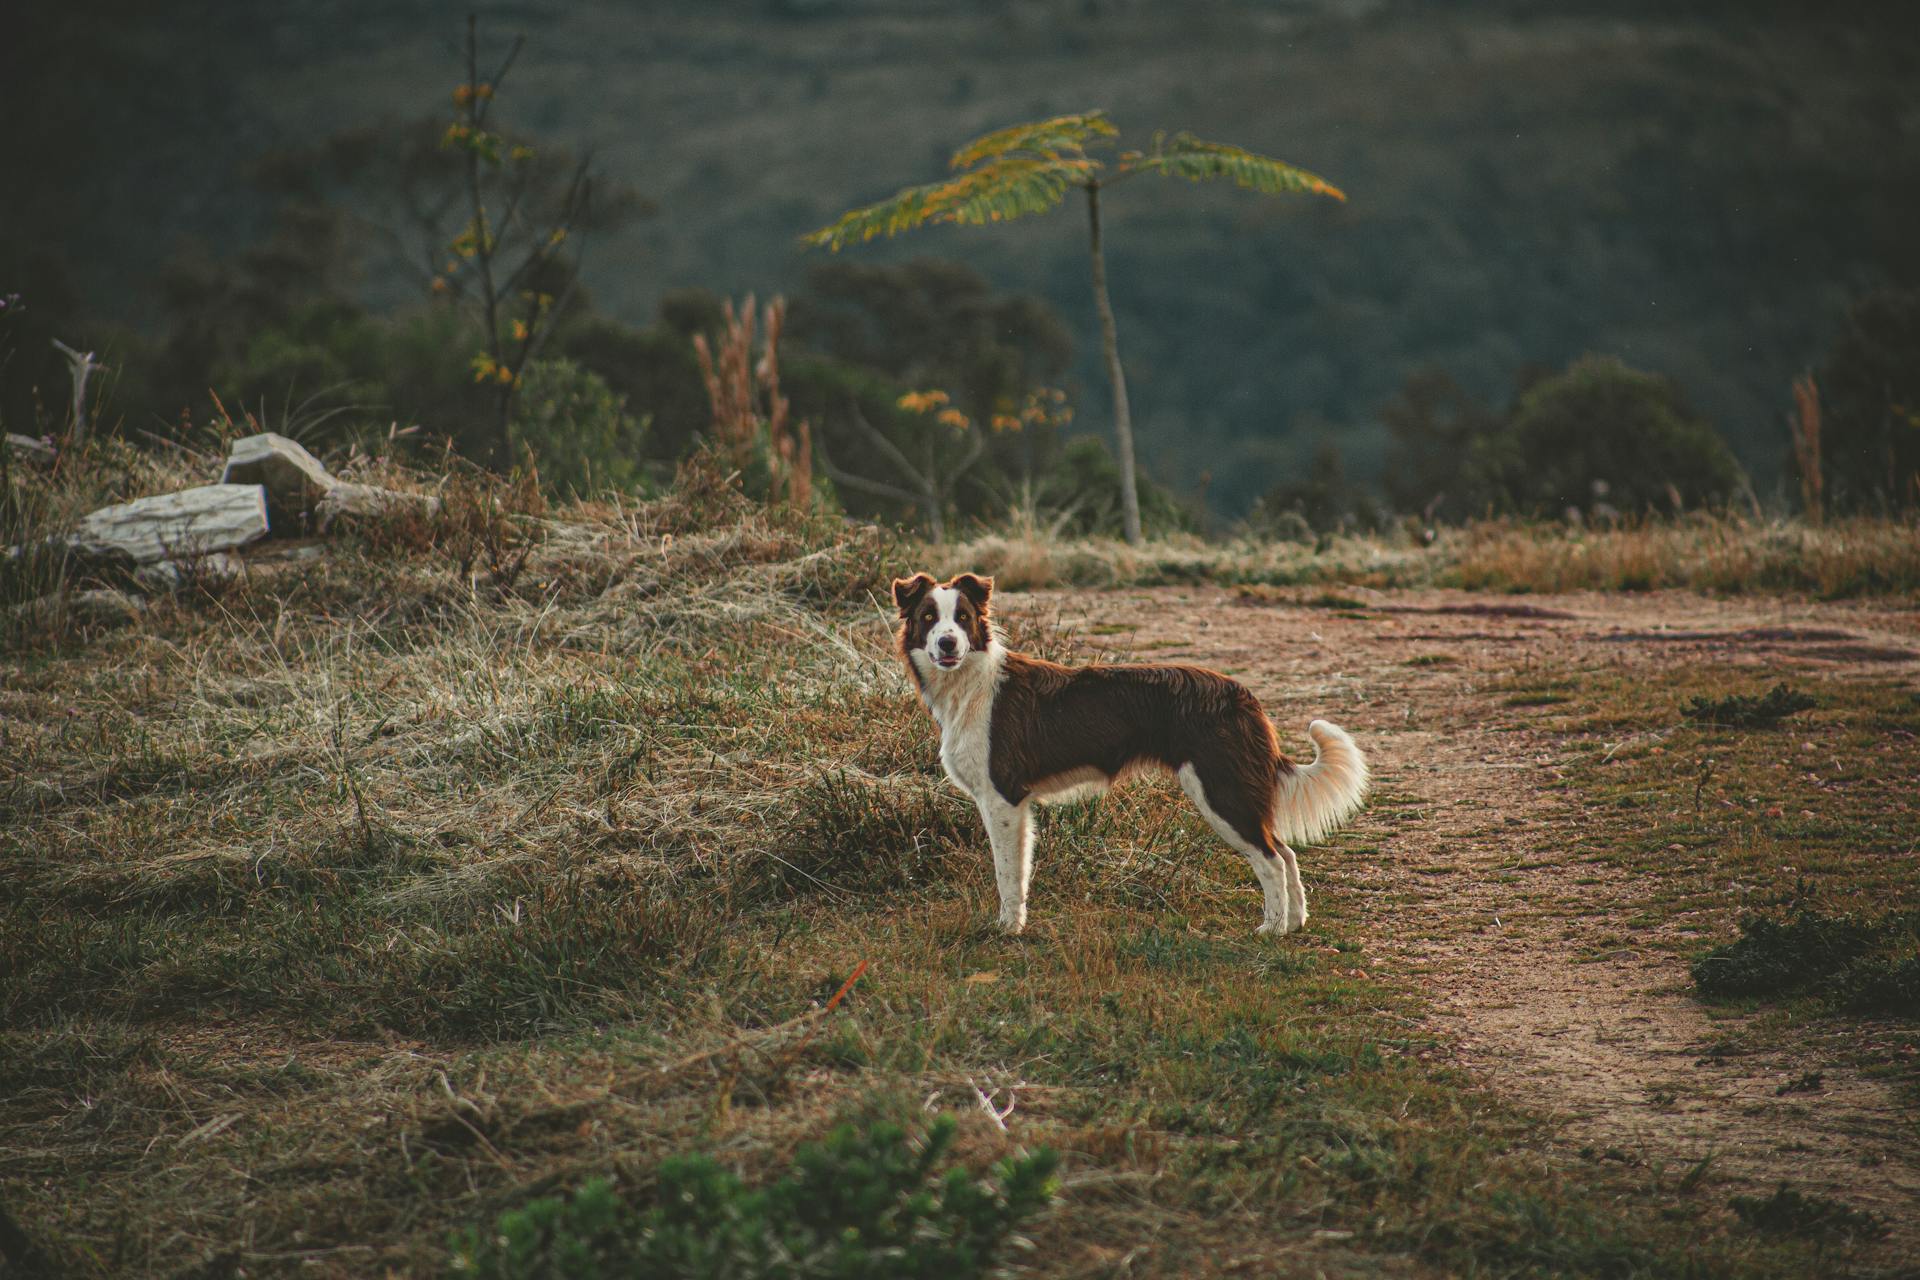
1085, 183, 1142, 545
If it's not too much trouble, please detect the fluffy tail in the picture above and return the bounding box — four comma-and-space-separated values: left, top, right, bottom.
1272, 719, 1370, 845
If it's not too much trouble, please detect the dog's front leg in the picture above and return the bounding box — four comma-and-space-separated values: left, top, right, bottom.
979, 795, 1034, 933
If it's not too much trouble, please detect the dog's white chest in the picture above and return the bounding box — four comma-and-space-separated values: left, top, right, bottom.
918, 648, 1001, 802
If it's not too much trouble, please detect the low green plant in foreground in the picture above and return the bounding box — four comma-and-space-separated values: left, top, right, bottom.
447, 1116, 1059, 1279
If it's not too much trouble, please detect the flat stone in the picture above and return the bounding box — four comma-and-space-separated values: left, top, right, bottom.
70, 484, 269, 564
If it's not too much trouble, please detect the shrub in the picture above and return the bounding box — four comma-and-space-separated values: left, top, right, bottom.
1729, 1184, 1888, 1241
1691, 910, 1877, 998
1472, 355, 1743, 515
557, 315, 712, 462
1682, 683, 1817, 728
446, 1115, 1059, 1279
509, 357, 649, 498
1691, 907, 1920, 1015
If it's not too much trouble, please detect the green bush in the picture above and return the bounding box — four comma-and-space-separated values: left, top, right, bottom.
447, 1115, 1058, 1279
556, 314, 712, 462
509, 357, 649, 498
1472, 355, 1742, 515
1691, 907, 1920, 1015
1681, 682, 1817, 728
1729, 1184, 1888, 1241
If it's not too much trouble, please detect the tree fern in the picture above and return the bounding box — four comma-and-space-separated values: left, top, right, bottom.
804, 156, 1094, 250
805, 110, 1344, 544
1117, 132, 1346, 200
947, 111, 1117, 169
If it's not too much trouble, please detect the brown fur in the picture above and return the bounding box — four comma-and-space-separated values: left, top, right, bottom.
990, 653, 1295, 852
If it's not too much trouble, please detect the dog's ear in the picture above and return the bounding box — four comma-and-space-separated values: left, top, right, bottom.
950, 573, 993, 611
892, 572, 936, 614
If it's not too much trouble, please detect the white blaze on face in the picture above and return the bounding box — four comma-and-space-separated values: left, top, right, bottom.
925, 585, 971, 669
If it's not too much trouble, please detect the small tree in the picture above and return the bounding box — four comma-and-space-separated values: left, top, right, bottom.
805, 112, 1344, 545
439, 15, 600, 465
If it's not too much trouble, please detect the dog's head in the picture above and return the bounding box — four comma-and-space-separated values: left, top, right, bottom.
894, 572, 993, 673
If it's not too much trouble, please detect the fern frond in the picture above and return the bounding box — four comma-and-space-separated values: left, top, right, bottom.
1120, 132, 1346, 201
803, 156, 1094, 251
948, 112, 1116, 170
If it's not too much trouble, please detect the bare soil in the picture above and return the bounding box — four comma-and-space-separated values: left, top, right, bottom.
1026, 584, 1920, 1248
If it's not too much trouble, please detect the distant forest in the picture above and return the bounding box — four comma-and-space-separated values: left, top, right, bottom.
5, 0, 1918, 519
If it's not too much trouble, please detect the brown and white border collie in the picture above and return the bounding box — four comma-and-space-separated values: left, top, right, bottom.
895, 571, 1369, 936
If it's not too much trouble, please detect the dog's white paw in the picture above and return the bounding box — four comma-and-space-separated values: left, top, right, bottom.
1256, 918, 1293, 937
999, 912, 1027, 935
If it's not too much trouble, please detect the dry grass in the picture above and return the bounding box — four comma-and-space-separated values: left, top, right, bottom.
944, 515, 1920, 599
0, 453, 1890, 1277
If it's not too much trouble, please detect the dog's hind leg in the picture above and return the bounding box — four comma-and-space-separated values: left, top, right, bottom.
981, 796, 1034, 933
1275, 841, 1308, 932
1177, 765, 1293, 935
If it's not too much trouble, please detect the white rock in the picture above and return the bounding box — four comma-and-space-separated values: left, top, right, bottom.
221, 433, 336, 519
71, 484, 269, 564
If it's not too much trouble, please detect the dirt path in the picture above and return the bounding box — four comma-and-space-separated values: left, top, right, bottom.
1026, 584, 1920, 1245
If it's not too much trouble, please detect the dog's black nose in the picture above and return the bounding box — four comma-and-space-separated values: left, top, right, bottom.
936, 635, 958, 654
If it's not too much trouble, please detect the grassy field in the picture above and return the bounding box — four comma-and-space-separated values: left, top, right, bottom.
3, 459, 1917, 1276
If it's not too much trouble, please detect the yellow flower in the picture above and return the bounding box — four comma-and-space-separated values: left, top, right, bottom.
495, 365, 515, 386
548, 227, 567, 246
471, 353, 497, 384
430, 277, 450, 294
476, 82, 495, 100
935, 407, 969, 430
511, 319, 529, 341
453, 84, 474, 106
896, 389, 951, 415
990, 413, 1021, 433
